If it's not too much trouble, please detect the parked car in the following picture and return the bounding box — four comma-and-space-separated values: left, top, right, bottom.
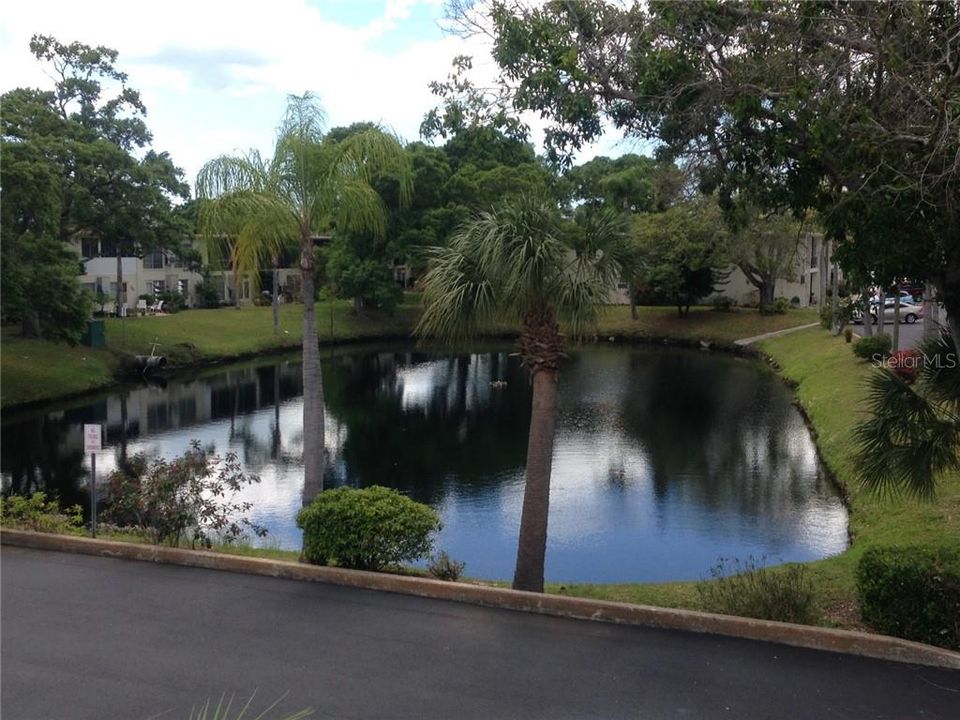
852, 298, 924, 325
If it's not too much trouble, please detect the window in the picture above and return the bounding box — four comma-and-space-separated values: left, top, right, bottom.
177, 279, 189, 296
143, 251, 165, 269
151, 280, 165, 296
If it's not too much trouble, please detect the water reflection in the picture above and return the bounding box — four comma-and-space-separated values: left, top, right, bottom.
1, 344, 848, 582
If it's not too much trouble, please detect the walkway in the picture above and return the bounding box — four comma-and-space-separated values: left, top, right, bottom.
734, 321, 819, 346
2, 547, 958, 719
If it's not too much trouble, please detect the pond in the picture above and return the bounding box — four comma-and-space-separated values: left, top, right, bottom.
1, 343, 849, 583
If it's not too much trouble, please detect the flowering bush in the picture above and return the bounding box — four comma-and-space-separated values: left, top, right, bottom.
888, 349, 923, 382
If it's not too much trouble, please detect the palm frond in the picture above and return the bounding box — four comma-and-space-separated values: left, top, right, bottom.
853, 368, 960, 499
918, 328, 960, 405
331, 128, 413, 207
416, 194, 624, 345
416, 243, 497, 342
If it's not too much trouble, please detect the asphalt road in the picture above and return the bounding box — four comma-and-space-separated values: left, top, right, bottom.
2, 547, 959, 720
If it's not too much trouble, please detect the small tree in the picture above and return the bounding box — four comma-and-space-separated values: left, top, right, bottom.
632, 200, 728, 316
0, 232, 92, 342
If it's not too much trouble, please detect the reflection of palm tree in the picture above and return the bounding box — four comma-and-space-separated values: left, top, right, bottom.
417, 198, 624, 592
271, 364, 281, 460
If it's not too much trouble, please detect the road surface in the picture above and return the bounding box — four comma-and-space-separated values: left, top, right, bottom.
2, 547, 958, 719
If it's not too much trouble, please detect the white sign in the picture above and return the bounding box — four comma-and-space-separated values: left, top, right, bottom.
84, 424, 102, 453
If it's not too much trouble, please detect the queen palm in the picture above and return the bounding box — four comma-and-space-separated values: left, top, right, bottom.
196, 94, 411, 495
416, 196, 625, 592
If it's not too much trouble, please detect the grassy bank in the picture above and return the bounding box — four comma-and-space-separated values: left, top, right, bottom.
0, 301, 816, 408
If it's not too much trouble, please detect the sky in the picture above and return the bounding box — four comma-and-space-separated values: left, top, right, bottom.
0, 0, 632, 195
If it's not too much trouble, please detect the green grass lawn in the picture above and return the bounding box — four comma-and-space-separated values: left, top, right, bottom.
1, 301, 817, 408
0, 329, 119, 407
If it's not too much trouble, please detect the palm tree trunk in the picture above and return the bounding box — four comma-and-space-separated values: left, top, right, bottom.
300, 238, 325, 504
116, 253, 124, 314
830, 253, 840, 335
513, 367, 558, 593
272, 267, 280, 336
923, 282, 937, 340
892, 290, 901, 351
629, 284, 638, 320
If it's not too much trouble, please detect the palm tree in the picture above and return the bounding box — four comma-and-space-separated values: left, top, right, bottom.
854, 330, 960, 498
196, 94, 411, 495
416, 196, 625, 592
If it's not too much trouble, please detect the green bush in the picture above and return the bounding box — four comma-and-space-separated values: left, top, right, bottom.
856, 545, 960, 650
427, 551, 466, 581
818, 303, 833, 328
709, 295, 736, 312
853, 334, 892, 360
297, 486, 441, 570
697, 557, 818, 624
759, 298, 789, 316
0, 492, 83, 533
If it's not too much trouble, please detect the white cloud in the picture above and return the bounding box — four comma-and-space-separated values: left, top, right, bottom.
0, 0, 628, 190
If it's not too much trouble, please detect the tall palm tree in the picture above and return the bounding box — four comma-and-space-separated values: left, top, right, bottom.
416, 197, 625, 592
196, 94, 411, 495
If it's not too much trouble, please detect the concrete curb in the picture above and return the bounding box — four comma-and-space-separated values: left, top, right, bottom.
3, 529, 959, 670
734, 322, 820, 346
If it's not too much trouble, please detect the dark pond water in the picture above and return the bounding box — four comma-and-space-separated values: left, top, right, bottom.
1, 343, 848, 583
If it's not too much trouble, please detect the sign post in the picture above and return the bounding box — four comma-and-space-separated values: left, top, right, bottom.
84, 424, 102, 537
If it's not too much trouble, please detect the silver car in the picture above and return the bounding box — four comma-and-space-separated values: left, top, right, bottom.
867, 298, 924, 324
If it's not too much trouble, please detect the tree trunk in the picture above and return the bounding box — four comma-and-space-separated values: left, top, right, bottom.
923, 282, 937, 340
862, 289, 874, 337
830, 253, 840, 335
300, 237, 325, 506
21, 313, 40, 338
759, 280, 775, 307
513, 367, 559, 593
876, 286, 886, 338
818, 238, 827, 308
892, 290, 901, 351
116, 254, 124, 314
629, 286, 638, 320
272, 267, 281, 336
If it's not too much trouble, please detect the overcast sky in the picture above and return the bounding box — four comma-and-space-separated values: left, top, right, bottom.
0, 0, 633, 195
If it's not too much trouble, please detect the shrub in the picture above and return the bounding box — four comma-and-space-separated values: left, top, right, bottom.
157, 290, 186, 313
888, 349, 923, 382
427, 551, 466, 581
844, 327, 853, 343
104, 441, 266, 548
195, 282, 221, 309
856, 545, 960, 650
697, 557, 818, 624
818, 303, 833, 329
790, 296, 801, 307
759, 298, 789, 315
853, 334, 892, 360
296, 486, 441, 570
0, 492, 83, 533
709, 295, 736, 312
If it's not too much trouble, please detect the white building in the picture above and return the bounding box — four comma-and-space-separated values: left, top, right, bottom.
71, 237, 203, 310
720, 234, 839, 308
